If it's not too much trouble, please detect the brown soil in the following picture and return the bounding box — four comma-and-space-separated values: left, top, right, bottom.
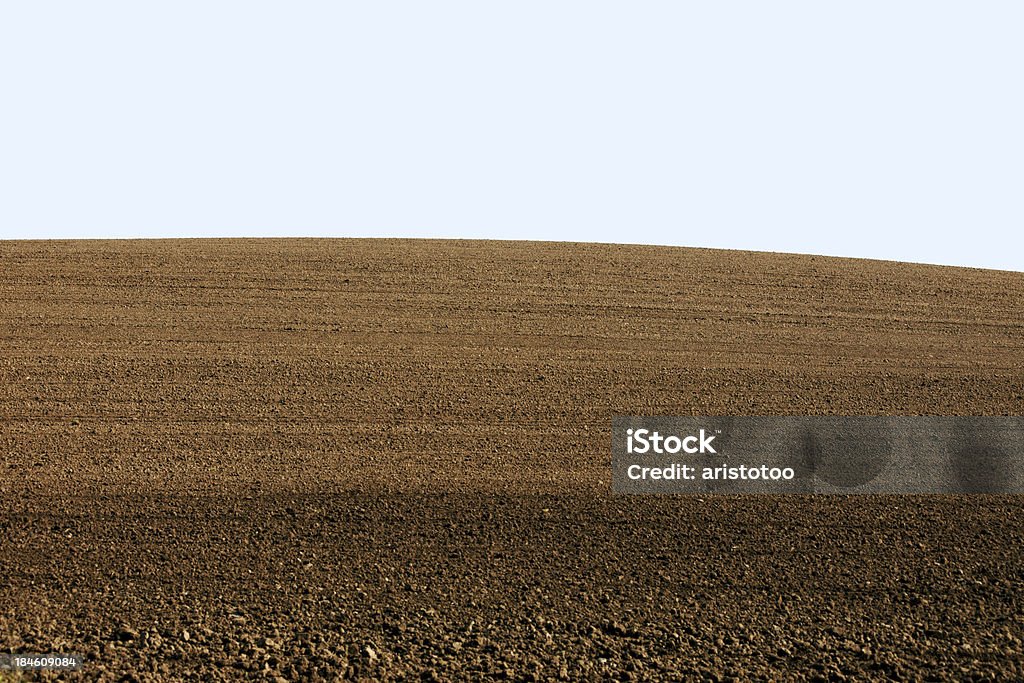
1, 238, 1022, 681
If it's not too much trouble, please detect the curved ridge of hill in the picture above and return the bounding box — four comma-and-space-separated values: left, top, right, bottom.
1, 239, 1022, 681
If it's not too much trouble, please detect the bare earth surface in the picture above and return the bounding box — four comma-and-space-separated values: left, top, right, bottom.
1, 239, 1022, 681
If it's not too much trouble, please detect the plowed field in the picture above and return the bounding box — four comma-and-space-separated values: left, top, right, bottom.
2, 239, 1022, 680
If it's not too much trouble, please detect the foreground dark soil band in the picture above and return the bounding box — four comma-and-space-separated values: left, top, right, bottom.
2, 239, 1023, 681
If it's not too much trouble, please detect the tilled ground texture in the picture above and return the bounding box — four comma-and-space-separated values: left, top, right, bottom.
1, 238, 1023, 681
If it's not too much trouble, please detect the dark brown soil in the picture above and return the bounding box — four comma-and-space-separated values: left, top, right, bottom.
2, 239, 1022, 681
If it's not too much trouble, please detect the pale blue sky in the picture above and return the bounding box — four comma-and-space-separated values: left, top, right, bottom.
1, 2, 1021, 271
